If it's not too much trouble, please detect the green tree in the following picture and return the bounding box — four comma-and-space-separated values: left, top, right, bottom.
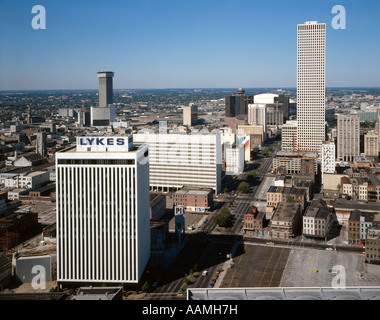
238, 182, 250, 194
337, 184, 341, 191
141, 281, 150, 292
214, 207, 231, 227
286, 196, 296, 203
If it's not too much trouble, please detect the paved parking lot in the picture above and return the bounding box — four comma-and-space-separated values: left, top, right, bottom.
219, 243, 291, 288
280, 248, 380, 287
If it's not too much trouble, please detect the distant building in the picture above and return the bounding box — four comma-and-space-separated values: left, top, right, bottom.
364, 131, 379, 158
225, 88, 253, 118
183, 103, 198, 126
91, 71, 116, 127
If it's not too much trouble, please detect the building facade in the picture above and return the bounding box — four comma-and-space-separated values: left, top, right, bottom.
55, 135, 150, 284
297, 21, 326, 154
337, 114, 360, 162
133, 130, 222, 193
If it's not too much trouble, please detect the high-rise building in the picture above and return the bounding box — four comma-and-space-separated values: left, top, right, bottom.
297, 21, 326, 154
248, 104, 267, 132
35, 131, 47, 158
91, 71, 116, 127
225, 88, 253, 118
364, 131, 379, 158
183, 103, 198, 126
133, 130, 222, 194
55, 135, 150, 285
97, 71, 114, 107
337, 114, 360, 162
321, 141, 336, 174
281, 121, 298, 152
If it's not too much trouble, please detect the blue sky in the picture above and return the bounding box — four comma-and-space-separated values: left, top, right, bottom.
0, 0, 379, 90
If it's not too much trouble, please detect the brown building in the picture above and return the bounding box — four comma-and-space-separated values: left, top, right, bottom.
365, 226, 380, 265
270, 202, 301, 239
266, 186, 306, 216
172, 187, 213, 212
243, 207, 266, 236
348, 210, 364, 245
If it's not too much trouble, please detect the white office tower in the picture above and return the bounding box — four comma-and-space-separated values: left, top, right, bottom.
56, 135, 150, 284
281, 120, 298, 152
297, 21, 326, 155
133, 129, 222, 194
322, 141, 336, 174
248, 104, 267, 131
225, 143, 244, 176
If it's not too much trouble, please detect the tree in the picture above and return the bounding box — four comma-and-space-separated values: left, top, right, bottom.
286, 196, 296, 203
141, 281, 150, 292
238, 182, 250, 194
214, 207, 231, 227
337, 184, 341, 191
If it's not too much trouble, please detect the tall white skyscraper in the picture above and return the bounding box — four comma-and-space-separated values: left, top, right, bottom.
56, 135, 150, 284
297, 21, 326, 154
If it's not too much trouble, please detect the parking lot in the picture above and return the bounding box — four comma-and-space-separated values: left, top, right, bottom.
215, 242, 380, 289
219, 243, 291, 288
280, 248, 380, 287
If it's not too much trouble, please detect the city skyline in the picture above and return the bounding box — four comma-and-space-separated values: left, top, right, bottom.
0, 0, 379, 90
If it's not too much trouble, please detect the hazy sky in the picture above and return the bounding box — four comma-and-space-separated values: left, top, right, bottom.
0, 0, 379, 90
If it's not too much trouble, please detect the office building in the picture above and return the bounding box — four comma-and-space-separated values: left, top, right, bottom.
36, 131, 47, 158
322, 141, 336, 174
133, 130, 222, 194
282, 121, 298, 152
254, 93, 290, 122
297, 21, 326, 154
337, 114, 360, 162
225, 143, 245, 176
55, 135, 150, 284
183, 103, 198, 126
91, 71, 116, 127
248, 104, 267, 132
225, 88, 254, 117
97, 71, 114, 107
364, 131, 379, 158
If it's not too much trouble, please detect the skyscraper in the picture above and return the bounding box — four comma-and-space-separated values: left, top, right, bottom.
225, 88, 253, 118
91, 71, 116, 127
56, 135, 150, 285
97, 71, 114, 107
296, 21, 326, 154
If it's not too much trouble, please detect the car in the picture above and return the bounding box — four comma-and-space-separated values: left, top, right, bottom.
208, 282, 214, 288
311, 268, 318, 273
152, 280, 159, 288
325, 248, 333, 251
266, 242, 275, 245
202, 270, 208, 276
